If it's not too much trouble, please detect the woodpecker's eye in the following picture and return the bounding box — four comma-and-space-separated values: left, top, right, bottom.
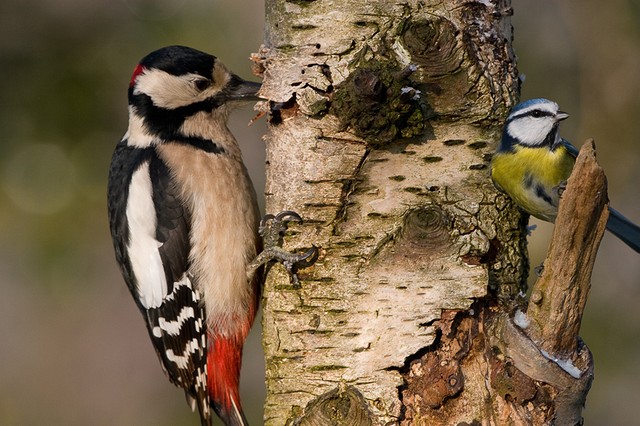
194, 79, 211, 91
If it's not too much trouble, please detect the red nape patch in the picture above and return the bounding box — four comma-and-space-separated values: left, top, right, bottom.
130, 64, 145, 87
207, 335, 243, 412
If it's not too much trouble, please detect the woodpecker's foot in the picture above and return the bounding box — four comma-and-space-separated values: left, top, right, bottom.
249, 211, 319, 286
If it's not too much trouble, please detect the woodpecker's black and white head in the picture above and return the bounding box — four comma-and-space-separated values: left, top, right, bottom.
126, 45, 261, 146
499, 98, 570, 152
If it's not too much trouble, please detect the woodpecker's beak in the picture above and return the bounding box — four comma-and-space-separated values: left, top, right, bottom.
225, 76, 262, 102
556, 111, 569, 121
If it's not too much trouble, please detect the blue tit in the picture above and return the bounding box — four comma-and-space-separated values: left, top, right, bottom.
491, 98, 640, 253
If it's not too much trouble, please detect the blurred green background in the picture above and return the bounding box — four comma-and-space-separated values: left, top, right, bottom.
0, 0, 637, 424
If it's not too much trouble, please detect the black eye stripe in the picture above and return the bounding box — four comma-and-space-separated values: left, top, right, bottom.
509, 109, 555, 121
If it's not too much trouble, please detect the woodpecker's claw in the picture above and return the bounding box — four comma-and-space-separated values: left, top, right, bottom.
250, 210, 318, 285
291, 245, 319, 268
259, 210, 302, 237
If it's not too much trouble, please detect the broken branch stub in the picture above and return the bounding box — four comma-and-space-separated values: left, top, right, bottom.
526, 139, 608, 359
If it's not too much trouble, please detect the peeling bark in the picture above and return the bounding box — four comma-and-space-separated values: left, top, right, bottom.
255, 1, 597, 425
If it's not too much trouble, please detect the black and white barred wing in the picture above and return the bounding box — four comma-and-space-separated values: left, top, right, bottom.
144, 274, 209, 420
108, 141, 210, 422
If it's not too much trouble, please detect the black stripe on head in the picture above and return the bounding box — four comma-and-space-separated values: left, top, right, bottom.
508, 108, 556, 122
139, 46, 216, 79
129, 94, 219, 140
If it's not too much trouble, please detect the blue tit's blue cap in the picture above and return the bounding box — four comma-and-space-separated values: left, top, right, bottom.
511, 98, 553, 112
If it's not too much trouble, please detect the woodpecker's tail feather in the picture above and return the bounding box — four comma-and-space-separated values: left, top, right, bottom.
607, 207, 640, 253
185, 393, 212, 426
212, 396, 249, 426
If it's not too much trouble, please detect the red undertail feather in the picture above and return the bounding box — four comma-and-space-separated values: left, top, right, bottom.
208, 334, 249, 426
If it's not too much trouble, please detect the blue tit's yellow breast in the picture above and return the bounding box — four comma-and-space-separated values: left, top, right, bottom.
491, 145, 575, 221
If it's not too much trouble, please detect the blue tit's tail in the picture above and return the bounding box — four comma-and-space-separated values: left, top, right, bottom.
606, 207, 640, 253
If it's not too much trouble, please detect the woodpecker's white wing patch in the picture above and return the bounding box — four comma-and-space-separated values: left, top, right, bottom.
126, 161, 168, 308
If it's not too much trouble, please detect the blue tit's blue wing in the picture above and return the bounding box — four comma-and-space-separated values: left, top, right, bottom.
558, 138, 640, 253
607, 208, 640, 253
559, 138, 579, 158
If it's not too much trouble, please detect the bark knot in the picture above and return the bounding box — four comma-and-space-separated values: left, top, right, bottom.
290, 385, 375, 426
329, 58, 431, 146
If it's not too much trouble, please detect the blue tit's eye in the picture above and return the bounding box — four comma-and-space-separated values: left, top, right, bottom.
531, 110, 543, 118
194, 79, 211, 91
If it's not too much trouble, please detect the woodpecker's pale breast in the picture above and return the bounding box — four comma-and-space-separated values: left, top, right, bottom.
156, 140, 260, 337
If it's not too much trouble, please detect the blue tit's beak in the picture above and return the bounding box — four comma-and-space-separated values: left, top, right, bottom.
556, 111, 569, 121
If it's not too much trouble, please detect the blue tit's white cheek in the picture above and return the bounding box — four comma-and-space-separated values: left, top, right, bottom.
507, 117, 555, 146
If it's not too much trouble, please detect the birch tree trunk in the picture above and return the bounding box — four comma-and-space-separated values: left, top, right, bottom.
254, 1, 597, 424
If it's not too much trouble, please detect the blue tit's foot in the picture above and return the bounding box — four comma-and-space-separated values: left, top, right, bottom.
534, 263, 544, 277
249, 211, 318, 285
526, 223, 538, 236
554, 180, 568, 198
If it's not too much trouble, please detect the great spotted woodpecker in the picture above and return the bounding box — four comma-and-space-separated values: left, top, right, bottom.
108, 46, 315, 425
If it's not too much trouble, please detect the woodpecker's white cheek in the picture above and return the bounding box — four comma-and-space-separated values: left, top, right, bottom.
126, 162, 168, 308
135, 69, 202, 109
